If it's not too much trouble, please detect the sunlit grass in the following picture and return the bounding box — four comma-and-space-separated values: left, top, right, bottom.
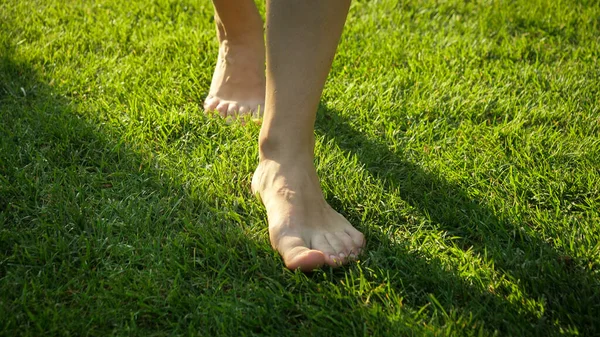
1, 0, 599, 335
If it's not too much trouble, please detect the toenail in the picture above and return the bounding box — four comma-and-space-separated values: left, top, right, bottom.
339, 253, 346, 260
349, 253, 356, 260
329, 255, 337, 263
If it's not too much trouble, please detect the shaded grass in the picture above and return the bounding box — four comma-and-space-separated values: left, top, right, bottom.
1, 0, 599, 335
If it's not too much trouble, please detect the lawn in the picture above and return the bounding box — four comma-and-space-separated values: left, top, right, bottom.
1, 0, 599, 335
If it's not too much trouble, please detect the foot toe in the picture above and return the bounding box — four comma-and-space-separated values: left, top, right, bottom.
215, 102, 230, 118
278, 235, 325, 272
238, 105, 249, 115
325, 232, 350, 258
345, 227, 366, 250
285, 247, 326, 272
337, 231, 360, 256
311, 234, 341, 267
204, 96, 219, 113
227, 103, 240, 117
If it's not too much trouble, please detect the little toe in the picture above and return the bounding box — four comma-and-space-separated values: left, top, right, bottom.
337, 231, 360, 259
345, 227, 366, 250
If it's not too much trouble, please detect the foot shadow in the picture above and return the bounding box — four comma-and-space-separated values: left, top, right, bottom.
315, 103, 599, 335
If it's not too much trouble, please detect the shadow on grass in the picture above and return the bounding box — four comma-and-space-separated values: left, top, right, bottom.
1, 47, 466, 337
2, 45, 598, 335
0, 50, 289, 335
315, 104, 600, 335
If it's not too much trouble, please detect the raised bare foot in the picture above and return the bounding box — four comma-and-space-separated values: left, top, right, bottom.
251, 157, 365, 271
204, 38, 266, 119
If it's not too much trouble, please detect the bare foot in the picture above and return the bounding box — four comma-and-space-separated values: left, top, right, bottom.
204, 38, 266, 119
251, 157, 365, 271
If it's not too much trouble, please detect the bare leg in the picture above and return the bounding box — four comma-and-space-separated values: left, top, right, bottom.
204, 0, 265, 118
252, 0, 365, 271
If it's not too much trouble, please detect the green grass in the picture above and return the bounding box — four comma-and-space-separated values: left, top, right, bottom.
1, 0, 599, 335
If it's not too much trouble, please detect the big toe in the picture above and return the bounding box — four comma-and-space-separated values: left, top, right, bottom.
284, 247, 326, 272
277, 235, 326, 272
203, 96, 219, 112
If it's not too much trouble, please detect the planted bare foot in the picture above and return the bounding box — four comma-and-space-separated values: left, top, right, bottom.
251, 157, 365, 272
204, 38, 266, 119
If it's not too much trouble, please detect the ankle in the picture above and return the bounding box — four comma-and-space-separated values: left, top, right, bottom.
258, 132, 314, 164
216, 22, 264, 49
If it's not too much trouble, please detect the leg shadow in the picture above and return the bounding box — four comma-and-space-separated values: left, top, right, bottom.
315, 103, 599, 335
0, 49, 282, 335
